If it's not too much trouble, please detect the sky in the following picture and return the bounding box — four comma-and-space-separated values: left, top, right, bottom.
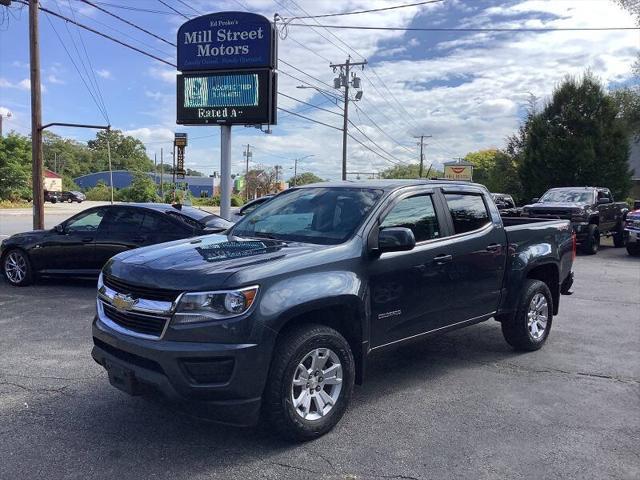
0, 0, 638, 181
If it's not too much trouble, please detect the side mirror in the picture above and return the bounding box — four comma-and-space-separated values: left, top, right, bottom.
597, 198, 611, 205
378, 227, 416, 253
531, 197, 539, 203
54, 224, 64, 233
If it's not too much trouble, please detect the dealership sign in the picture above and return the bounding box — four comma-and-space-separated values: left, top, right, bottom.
444, 163, 474, 181
176, 12, 277, 126
177, 12, 274, 71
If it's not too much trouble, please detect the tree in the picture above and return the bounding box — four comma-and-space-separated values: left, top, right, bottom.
0, 133, 31, 201
513, 72, 632, 200
245, 167, 278, 198
118, 171, 158, 202
88, 129, 153, 172
289, 172, 323, 186
463, 149, 522, 201
380, 163, 442, 179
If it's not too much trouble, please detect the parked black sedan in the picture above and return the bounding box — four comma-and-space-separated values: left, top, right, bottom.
0, 203, 233, 286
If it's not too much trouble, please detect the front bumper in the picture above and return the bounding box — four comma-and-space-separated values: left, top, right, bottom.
571, 222, 590, 243
92, 316, 276, 426
625, 229, 640, 245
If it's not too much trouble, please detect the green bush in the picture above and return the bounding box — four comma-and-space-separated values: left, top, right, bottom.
85, 181, 113, 201
231, 195, 244, 207
193, 196, 220, 206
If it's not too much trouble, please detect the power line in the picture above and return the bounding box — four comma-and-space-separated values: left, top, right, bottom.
347, 132, 401, 166
277, 107, 342, 131
288, 23, 640, 32
156, 0, 190, 20
61, 0, 110, 123
175, 0, 201, 16
278, 92, 342, 117
285, 0, 443, 20
87, 2, 176, 15
15, 1, 177, 67
43, 12, 109, 123
77, 0, 176, 47
347, 118, 404, 165
350, 100, 415, 156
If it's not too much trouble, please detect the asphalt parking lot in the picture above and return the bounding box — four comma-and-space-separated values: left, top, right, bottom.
1, 241, 639, 480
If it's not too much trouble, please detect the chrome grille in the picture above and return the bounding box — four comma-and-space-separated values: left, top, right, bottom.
103, 275, 180, 302
530, 209, 572, 219
101, 303, 168, 337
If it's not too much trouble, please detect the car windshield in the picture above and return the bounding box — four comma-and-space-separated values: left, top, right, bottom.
231, 187, 383, 245
539, 190, 592, 203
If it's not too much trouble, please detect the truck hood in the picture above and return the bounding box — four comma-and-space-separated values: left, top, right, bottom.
525, 202, 586, 209
103, 234, 325, 291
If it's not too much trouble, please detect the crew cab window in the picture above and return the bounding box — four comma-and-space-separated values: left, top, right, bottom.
444, 193, 491, 234
66, 209, 105, 232
380, 195, 440, 242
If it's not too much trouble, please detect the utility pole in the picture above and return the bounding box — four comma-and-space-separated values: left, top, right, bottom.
331, 56, 367, 181
243, 143, 252, 200
160, 147, 164, 199
54, 152, 57, 173
220, 126, 232, 219
29, 0, 44, 229
292, 158, 298, 186
414, 134, 432, 178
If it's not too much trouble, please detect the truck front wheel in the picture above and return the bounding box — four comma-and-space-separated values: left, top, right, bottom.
501, 279, 553, 351
613, 222, 627, 248
582, 224, 599, 254
263, 324, 355, 441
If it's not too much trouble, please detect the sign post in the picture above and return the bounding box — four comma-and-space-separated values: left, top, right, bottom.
176, 11, 277, 219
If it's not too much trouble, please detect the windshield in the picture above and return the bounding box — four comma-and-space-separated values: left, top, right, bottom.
539, 190, 593, 203
231, 187, 383, 245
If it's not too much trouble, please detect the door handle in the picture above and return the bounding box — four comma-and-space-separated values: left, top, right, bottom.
81, 237, 93, 243
434, 254, 452, 264
486, 243, 501, 252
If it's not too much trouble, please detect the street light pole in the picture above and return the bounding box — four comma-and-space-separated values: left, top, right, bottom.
291, 154, 314, 187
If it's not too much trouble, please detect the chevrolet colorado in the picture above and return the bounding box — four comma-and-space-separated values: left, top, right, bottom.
92, 181, 575, 440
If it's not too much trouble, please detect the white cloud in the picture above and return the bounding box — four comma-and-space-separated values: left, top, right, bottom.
18, 79, 31, 90
47, 74, 65, 85
0, 106, 12, 116
96, 69, 112, 79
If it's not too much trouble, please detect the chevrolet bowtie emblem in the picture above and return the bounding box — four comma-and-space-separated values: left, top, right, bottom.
112, 293, 138, 311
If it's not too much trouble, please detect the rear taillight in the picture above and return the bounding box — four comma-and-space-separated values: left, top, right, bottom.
572, 232, 577, 260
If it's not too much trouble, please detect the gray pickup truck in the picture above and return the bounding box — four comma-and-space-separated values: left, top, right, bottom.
92, 180, 575, 440
521, 186, 628, 254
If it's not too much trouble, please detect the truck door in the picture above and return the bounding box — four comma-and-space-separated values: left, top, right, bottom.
440, 190, 507, 322
369, 188, 454, 347
597, 190, 615, 230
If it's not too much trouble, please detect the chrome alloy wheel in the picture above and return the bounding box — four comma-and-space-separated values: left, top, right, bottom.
291, 348, 343, 421
527, 293, 549, 340
4, 251, 27, 284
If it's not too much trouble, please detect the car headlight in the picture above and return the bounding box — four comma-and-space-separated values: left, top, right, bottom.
173, 286, 259, 324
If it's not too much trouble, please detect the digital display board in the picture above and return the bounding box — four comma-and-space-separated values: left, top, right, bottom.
177, 69, 275, 125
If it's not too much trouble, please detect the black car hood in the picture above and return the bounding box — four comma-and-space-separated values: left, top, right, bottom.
104, 234, 325, 291
527, 202, 586, 209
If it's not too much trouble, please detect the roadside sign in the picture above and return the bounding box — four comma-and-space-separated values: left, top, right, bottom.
444, 164, 473, 181
177, 12, 275, 71
177, 69, 275, 125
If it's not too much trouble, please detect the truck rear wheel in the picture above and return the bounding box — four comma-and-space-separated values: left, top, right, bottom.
263, 324, 355, 441
613, 222, 626, 248
501, 279, 553, 351
582, 224, 599, 255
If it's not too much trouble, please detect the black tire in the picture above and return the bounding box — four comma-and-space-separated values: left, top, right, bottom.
582, 224, 599, 255
51, 197, 57, 204
2, 249, 34, 286
263, 324, 355, 441
501, 279, 553, 351
627, 243, 640, 256
613, 222, 627, 248
68, 198, 73, 203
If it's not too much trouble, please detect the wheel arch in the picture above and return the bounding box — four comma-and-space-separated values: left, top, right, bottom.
271, 298, 366, 384
526, 263, 559, 315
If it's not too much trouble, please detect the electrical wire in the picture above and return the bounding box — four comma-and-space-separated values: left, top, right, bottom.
175, 0, 201, 16
276, 108, 342, 131
287, 23, 640, 32
278, 92, 342, 117
88, 1, 175, 15
77, 0, 176, 47
347, 119, 405, 165
62, 0, 110, 123
157, 0, 190, 20
285, 0, 443, 20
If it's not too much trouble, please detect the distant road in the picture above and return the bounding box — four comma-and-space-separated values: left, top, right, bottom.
0, 201, 221, 237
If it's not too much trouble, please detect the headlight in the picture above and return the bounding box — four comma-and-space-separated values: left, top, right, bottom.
97, 272, 104, 289
173, 286, 259, 324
